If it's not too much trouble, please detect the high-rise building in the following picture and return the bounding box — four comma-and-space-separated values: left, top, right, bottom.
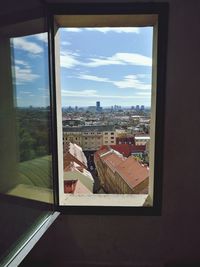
136, 105, 140, 111
96, 101, 101, 112
140, 105, 145, 111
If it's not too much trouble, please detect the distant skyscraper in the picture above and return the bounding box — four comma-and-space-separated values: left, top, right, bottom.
140, 105, 145, 111
96, 101, 101, 112
96, 101, 100, 108
136, 105, 140, 111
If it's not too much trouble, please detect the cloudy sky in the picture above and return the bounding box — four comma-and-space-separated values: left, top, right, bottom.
12, 26, 153, 107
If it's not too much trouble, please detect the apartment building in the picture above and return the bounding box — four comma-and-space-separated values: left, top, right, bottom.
63, 125, 116, 151
134, 134, 150, 146
63, 142, 88, 170
63, 143, 94, 194
94, 147, 149, 194
64, 162, 94, 192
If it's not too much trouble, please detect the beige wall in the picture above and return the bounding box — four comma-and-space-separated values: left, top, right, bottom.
63, 130, 115, 150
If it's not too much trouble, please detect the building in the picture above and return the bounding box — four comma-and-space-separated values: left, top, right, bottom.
64, 162, 94, 192
63, 125, 116, 151
63, 142, 88, 170
63, 143, 94, 194
116, 136, 135, 145
94, 147, 149, 194
100, 144, 146, 158
63, 180, 92, 194
96, 101, 102, 112
134, 134, 150, 146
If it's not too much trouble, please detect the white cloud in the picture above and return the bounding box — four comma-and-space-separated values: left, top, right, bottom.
87, 53, 152, 67
112, 75, 151, 90
63, 28, 82, 32
20, 91, 31, 94
14, 65, 40, 84
13, 37, 43, 54
60, 51, 80, 68
61, 89, 150, 99
85, 27, 140, 34
62, 89, 97, 97
76, 73, 151, 90
34, 33, 48, 43
15, 60, 28, 67
60, 51, 152, 69
136, 92, 151, 96
112, 53, 152, 66
62, 27, 139, 34
78, 74, 109, 83
61, 41, 71, 46
38, 87, 49, 91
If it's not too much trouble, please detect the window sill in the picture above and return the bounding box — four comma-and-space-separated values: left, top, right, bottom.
60, 193, 149, 207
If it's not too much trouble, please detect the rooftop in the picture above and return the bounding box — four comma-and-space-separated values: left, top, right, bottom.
63, 125, 115, 133
96, 147, 149, 189
101, 144, 145, 157
64, 142, 87, 169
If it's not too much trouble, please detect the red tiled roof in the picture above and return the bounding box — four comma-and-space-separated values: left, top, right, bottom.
102, 153, 125, 172
97, 144, 145, 158
94, 146, 110, 160
63, 142, 88, 171
116, 157, 148, 188
99, 149, 148, 189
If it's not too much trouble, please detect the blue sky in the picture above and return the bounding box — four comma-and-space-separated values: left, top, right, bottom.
12, 27, 153, 107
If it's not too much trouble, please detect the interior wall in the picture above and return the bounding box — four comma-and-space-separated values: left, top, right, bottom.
1, 0, 200, 266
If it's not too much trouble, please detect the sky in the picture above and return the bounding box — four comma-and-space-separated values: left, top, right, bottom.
12, 26, 153, 107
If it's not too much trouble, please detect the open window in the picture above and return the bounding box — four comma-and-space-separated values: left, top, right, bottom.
0, 3, 168, 266
48, 3, 168, 214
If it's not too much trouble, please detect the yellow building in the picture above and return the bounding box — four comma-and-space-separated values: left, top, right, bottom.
63, 125, 116, 151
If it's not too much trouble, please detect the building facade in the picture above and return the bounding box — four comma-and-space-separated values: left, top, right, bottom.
63, 125, 116, 151
94, 147, 149, 194
63, 142, 94, 194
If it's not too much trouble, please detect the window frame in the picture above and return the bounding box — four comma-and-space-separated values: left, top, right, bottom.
47, 2, 168, 215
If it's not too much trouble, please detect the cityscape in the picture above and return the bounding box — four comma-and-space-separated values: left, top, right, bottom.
62, 101, 150, 195
60, 27, 152, 197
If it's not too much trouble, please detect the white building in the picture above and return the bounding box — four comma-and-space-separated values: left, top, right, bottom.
64, 162, 94, 192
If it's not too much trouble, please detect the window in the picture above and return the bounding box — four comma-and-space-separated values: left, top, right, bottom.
0, 3, 168, 266
48, 3, 168, 213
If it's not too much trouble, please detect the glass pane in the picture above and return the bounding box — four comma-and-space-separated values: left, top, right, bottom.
0, 20, 53, 263
9, 32, 53, 203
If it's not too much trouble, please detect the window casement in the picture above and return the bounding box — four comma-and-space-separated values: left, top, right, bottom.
48, 2, 168, 214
